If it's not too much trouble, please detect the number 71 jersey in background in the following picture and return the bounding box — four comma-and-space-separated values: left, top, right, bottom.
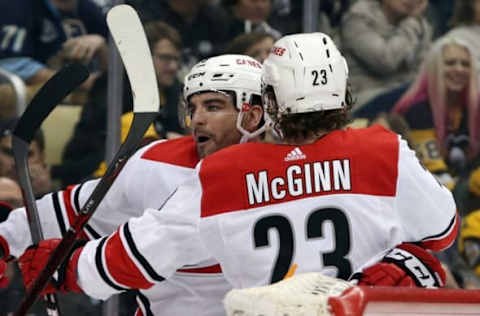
198, 125, 458, 288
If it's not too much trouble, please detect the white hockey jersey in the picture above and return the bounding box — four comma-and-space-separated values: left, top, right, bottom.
0, 136, 231, 316
76, 126, 458, 308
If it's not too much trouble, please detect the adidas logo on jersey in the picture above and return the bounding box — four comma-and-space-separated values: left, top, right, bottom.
284, 147, 306, 162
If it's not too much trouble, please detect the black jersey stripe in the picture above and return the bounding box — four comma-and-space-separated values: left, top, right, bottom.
73, 182, 101, 240
421, 214, 456, 241
95, 237, 129, 291
84, 224, 101, 240
123, 223, 165, 282
136, 291, 154, 316
73, 182, 84, 214
51, 191, 67, 236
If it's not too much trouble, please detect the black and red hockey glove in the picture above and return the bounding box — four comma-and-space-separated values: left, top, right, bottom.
354, 243, 445, 288
18, 238, 86, 294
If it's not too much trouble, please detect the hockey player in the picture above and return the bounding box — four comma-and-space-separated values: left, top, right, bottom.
0, 54, 265, 315
20, 33, 457, 314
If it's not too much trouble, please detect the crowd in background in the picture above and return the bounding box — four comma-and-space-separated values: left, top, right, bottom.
0, 0, 479, 315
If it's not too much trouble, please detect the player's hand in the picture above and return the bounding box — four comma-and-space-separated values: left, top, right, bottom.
18, 239, 84, 294
356, 243, 445, 288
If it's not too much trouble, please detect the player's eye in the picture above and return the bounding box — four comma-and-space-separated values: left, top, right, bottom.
207, 104, 221, 111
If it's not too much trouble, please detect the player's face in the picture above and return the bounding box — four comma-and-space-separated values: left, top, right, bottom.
152, 39, 180, 88
188, 92, 242, 158
443, 44, 471, 93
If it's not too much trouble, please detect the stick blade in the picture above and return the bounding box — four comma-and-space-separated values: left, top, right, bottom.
107, 4, 160, 113
13, 63, 89, 143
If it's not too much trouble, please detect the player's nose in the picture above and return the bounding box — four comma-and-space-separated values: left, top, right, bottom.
190, 107, 208, 127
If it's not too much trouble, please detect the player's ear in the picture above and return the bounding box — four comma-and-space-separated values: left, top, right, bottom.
243, 104, 263, 132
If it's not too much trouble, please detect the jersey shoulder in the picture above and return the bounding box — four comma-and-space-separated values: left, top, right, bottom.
200, 125, 401, 177
141, 136, 199, 168
342, 124, 400, 150
199, 126, 401, 217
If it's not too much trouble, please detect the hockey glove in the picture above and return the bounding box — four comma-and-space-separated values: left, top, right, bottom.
19, 238, 86, 294
354, 243, 445, 288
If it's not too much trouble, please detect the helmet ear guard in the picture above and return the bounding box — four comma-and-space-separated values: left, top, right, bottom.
261, 82, 282, 138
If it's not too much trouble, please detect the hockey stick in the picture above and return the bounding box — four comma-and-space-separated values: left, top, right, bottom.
12, 63, 90, 316
15, 5, 160, 316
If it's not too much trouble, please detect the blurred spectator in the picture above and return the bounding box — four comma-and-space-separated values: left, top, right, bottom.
127, 0, 229, 73
392, 36, 480, 191
0, 119, 52, 197
444, 0, 480, 73
268, 0, 351, 36
352, 83, 409, 119
369, 112, 413, 148
268, 0, 301, 34
457, 209, 480, 288
465, 167, 480, 213
0, 177, 22, 210
53, 21, 185, 186
224, 32, 274, 63
340, 0, 432, 108
0, 0, 108, 97
222, 0, 281, 41
426, 0, 455, 39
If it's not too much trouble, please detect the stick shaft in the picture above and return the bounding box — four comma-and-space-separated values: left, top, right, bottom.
15, 112, 157, 316
12, 63, 89, 316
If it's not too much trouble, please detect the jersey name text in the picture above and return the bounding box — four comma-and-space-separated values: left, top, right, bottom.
246, 159, 351, 205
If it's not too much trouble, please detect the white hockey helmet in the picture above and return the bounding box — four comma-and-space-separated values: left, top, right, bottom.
262, 32, 349, 118
183, 54, 264, 142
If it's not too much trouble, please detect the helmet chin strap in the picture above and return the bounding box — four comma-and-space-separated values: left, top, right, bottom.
236, 111, 266, 144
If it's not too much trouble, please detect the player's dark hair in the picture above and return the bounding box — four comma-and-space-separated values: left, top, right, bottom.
276, 87, 354, 140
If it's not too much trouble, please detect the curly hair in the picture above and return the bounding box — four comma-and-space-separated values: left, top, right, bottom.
270, 88, 354, 140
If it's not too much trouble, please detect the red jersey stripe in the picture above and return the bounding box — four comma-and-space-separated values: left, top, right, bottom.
105, 230, 154, 289
62, 185, 89, 240
420, 213, 459, 251
177, 264, 222, 274
62, 185, 77, 225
